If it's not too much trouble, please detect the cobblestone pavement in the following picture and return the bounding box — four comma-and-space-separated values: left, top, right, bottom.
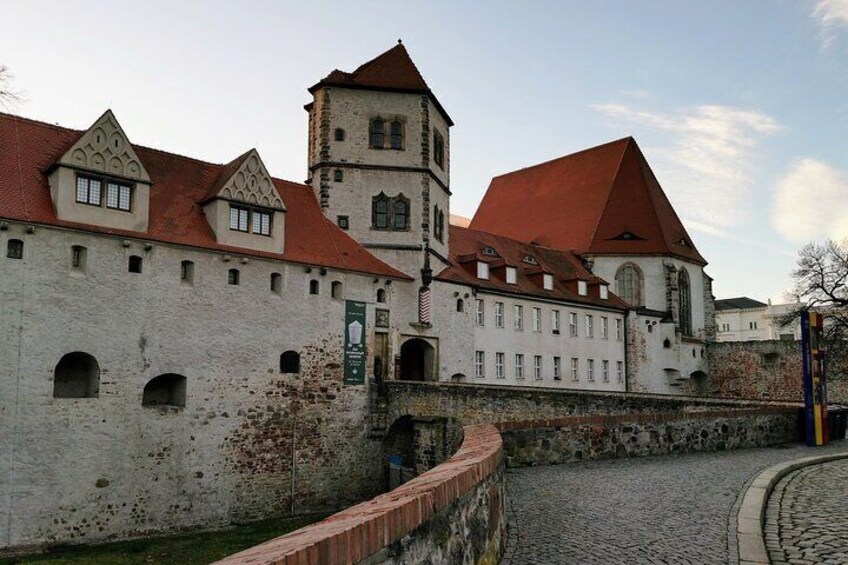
504, 442, 848, 565
766, 457, 848, 565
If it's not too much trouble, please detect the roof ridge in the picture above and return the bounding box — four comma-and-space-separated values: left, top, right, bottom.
0, 111, 84, 134
491, 137, 633, 181
452, 224, 584, 259
587, 137, 633, 249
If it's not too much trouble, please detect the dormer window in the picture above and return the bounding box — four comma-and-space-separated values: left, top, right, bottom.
106, 181, 132, 211
522, 255, 538, 265
76, 176, 102, 206
600, 285, 609, 299
506, 267, 517, 284
543, 273, 554, 290
477, 261, 489, 280
229, 205, 271, 236
482, 246, 498, 257
578, 280, 588, 296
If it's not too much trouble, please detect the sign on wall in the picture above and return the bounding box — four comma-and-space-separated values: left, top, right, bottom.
801, 311, 828, 446
344, 300, 367, 385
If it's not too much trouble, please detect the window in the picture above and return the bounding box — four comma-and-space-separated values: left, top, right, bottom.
586, 315, 594, 338
749, 321, 758, 330
53, 352, 99, 398
270, 272, 282, 294
553, 357, 562, 380
228, 268, 240, 285
128, 255, 142, 273
475, 351, 485, 378
532, 307, 542, 332
483, 247, 498, 257
515, 354, 524, 379
331, 281, 343, 299
334, 169, 343, 182
372, 193, 389, 229
142, 374, 186, 408
616, 319, 623, 341
571, 358, 579, 381
543, 273, 554, 290
588, 359, 595, 382
309, 279, 319, 295
106, 182, 132, 211
602, 360, 610, 382
617, 361, 624, 383
390, 120, 404, 150
514, 305, 524, 330
369, 118, 385, 148
392, 195, 409, 230
678, 268, 692, 336
534, 355, 542, 380
433, 205, 445, 243
377, 288, 387, 303
506, 267, 517, 284
6, 239, 23, 259
280, 351, 300, 373
578, 280, 588, 296
475, 299, 485, 326
230, 206, 249, 232
522, 255, 537, 265
456, 298, 463, 312
433, 129, 445, 169
75, 176, 102, 205
477, 261, 489, 280
334, 128, 345, 141
181, 260, 194, 284
495, 302, 504, 328
615, 264, 643, 307
600, 285, 609, 300
337, 216, 349, 230
552, 310, 561, 334
229, 205, 272, 236
601, 316, 609, 339
71, 245, 87, 271
251, 211, 271, 235
495, 352, 505, 379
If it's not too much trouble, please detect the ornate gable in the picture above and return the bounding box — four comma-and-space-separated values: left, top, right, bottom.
211, 149, 285, 211
57, 110, 151, 183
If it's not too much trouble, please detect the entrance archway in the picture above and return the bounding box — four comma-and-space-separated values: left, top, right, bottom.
399, 338, 435, 381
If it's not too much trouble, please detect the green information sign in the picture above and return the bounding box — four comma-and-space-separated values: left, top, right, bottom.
344, 300, 367, 384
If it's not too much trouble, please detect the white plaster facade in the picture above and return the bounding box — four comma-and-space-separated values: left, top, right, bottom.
716, 300, 803, 342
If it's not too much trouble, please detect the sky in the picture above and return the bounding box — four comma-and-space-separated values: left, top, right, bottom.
1, 0, 847, 303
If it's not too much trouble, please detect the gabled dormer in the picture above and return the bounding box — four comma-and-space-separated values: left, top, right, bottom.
201, 149, 286, 253
48, 110, 152, 232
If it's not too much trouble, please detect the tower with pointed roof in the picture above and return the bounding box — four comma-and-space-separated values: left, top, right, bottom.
305, 42, 453, 278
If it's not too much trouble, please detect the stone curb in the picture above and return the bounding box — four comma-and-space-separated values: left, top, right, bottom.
735, 451, 848, 565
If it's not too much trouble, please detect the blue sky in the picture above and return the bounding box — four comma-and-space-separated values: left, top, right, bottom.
2, 1, 847, 302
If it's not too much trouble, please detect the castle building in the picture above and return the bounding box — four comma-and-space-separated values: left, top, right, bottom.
715, 298, 803, 342
0, 43, 709, 550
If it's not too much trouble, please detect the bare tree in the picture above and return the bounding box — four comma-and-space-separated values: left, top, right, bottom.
0, 65, 21, 108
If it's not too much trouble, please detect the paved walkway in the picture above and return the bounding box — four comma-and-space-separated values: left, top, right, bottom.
765, 457, 848, 565
504, 442, 848, 565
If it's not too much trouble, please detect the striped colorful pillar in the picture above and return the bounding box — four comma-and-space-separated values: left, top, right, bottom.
801, 311, 828, 447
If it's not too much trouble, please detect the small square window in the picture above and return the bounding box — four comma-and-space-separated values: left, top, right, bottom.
334, 169, 343, 182
228, 268, 240, 285
6, 239, 23, 260
337, 216, 349, 230
128, 255, 142, 273
334, 128, 345, 141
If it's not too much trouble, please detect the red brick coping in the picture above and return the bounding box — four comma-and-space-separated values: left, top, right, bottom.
213, 424, 503, 565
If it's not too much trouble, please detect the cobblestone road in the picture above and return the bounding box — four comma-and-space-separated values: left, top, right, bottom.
766, 457, 848, 565
504, 442, 848, 565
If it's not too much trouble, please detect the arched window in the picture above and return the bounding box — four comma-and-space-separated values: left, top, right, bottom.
6, 239, 23, 259
180, 260, 194, 284
142, 374, 186, 408
377, 288, 386, 303
331, 281, 343, 299
71, 245, 87, 271
128, 255, 142, 273
280, 351, 300, 373
369, 118, 385, 148
615, 264, 643, 307
456, 298, 464, 312
270, 272, 282, 294
309, 279, 319, 295
393, 196, 409, 230
228, 268, 240, 286
678, 268, 692, 336
53, 352, 100, 398
390, 120, 403, 149
372, 193, 389, 229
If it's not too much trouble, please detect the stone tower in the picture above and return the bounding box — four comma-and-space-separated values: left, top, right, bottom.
305, 42, 453, 278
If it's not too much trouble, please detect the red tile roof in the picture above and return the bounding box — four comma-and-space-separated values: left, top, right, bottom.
309, 43, 454, 126
437, 225, 629, 310
470, 137, 706, 265
0, 112, 410, 280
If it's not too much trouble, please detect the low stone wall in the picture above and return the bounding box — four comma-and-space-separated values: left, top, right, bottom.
499, 407, 800, 467
213, 424, 505, 565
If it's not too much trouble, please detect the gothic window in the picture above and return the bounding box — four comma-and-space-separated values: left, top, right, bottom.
6, 239, 23, 259
372, 193, 410, 231
280, 351, 300, 373
615, 264, 643, 307
393, 196, 409, 230
228, 268, 240, 286
142, 374, 186, 408
433, 129, 445, 169
372, 193, 389, 229
433, 205, 445, 242
128, 255, 142, 273
679, 268, 692, 336
53, 352, 100, 398
390, 120, 404, 150
369, 118, 385, 148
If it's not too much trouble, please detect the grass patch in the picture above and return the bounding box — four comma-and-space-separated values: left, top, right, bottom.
0, 514, 326, 565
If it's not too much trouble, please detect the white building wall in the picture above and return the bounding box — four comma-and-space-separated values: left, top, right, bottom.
715, 302, 803, 342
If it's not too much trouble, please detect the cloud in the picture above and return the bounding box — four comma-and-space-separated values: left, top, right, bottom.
684, 217, 796, 258
592, 103, 782, 229
813, 0, 848, 46
772, 158, 848, 244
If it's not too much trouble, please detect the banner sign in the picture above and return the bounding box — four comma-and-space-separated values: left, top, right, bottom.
344, 300, 367, 385
801, 311, 828, 446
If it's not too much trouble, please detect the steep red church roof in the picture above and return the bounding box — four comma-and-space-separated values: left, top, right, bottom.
0, 112, 410, 279
470, 137, 706, 265
309, 43, 453, 126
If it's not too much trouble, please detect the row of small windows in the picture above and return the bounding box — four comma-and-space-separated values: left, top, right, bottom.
372, 193, 410, 231
76, 175, 132, 211
474, 351, 624, 383
369, 118, 404, 150
476, 261, 601, 297
229, 205, 272, 236
474, 299, 624, 340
